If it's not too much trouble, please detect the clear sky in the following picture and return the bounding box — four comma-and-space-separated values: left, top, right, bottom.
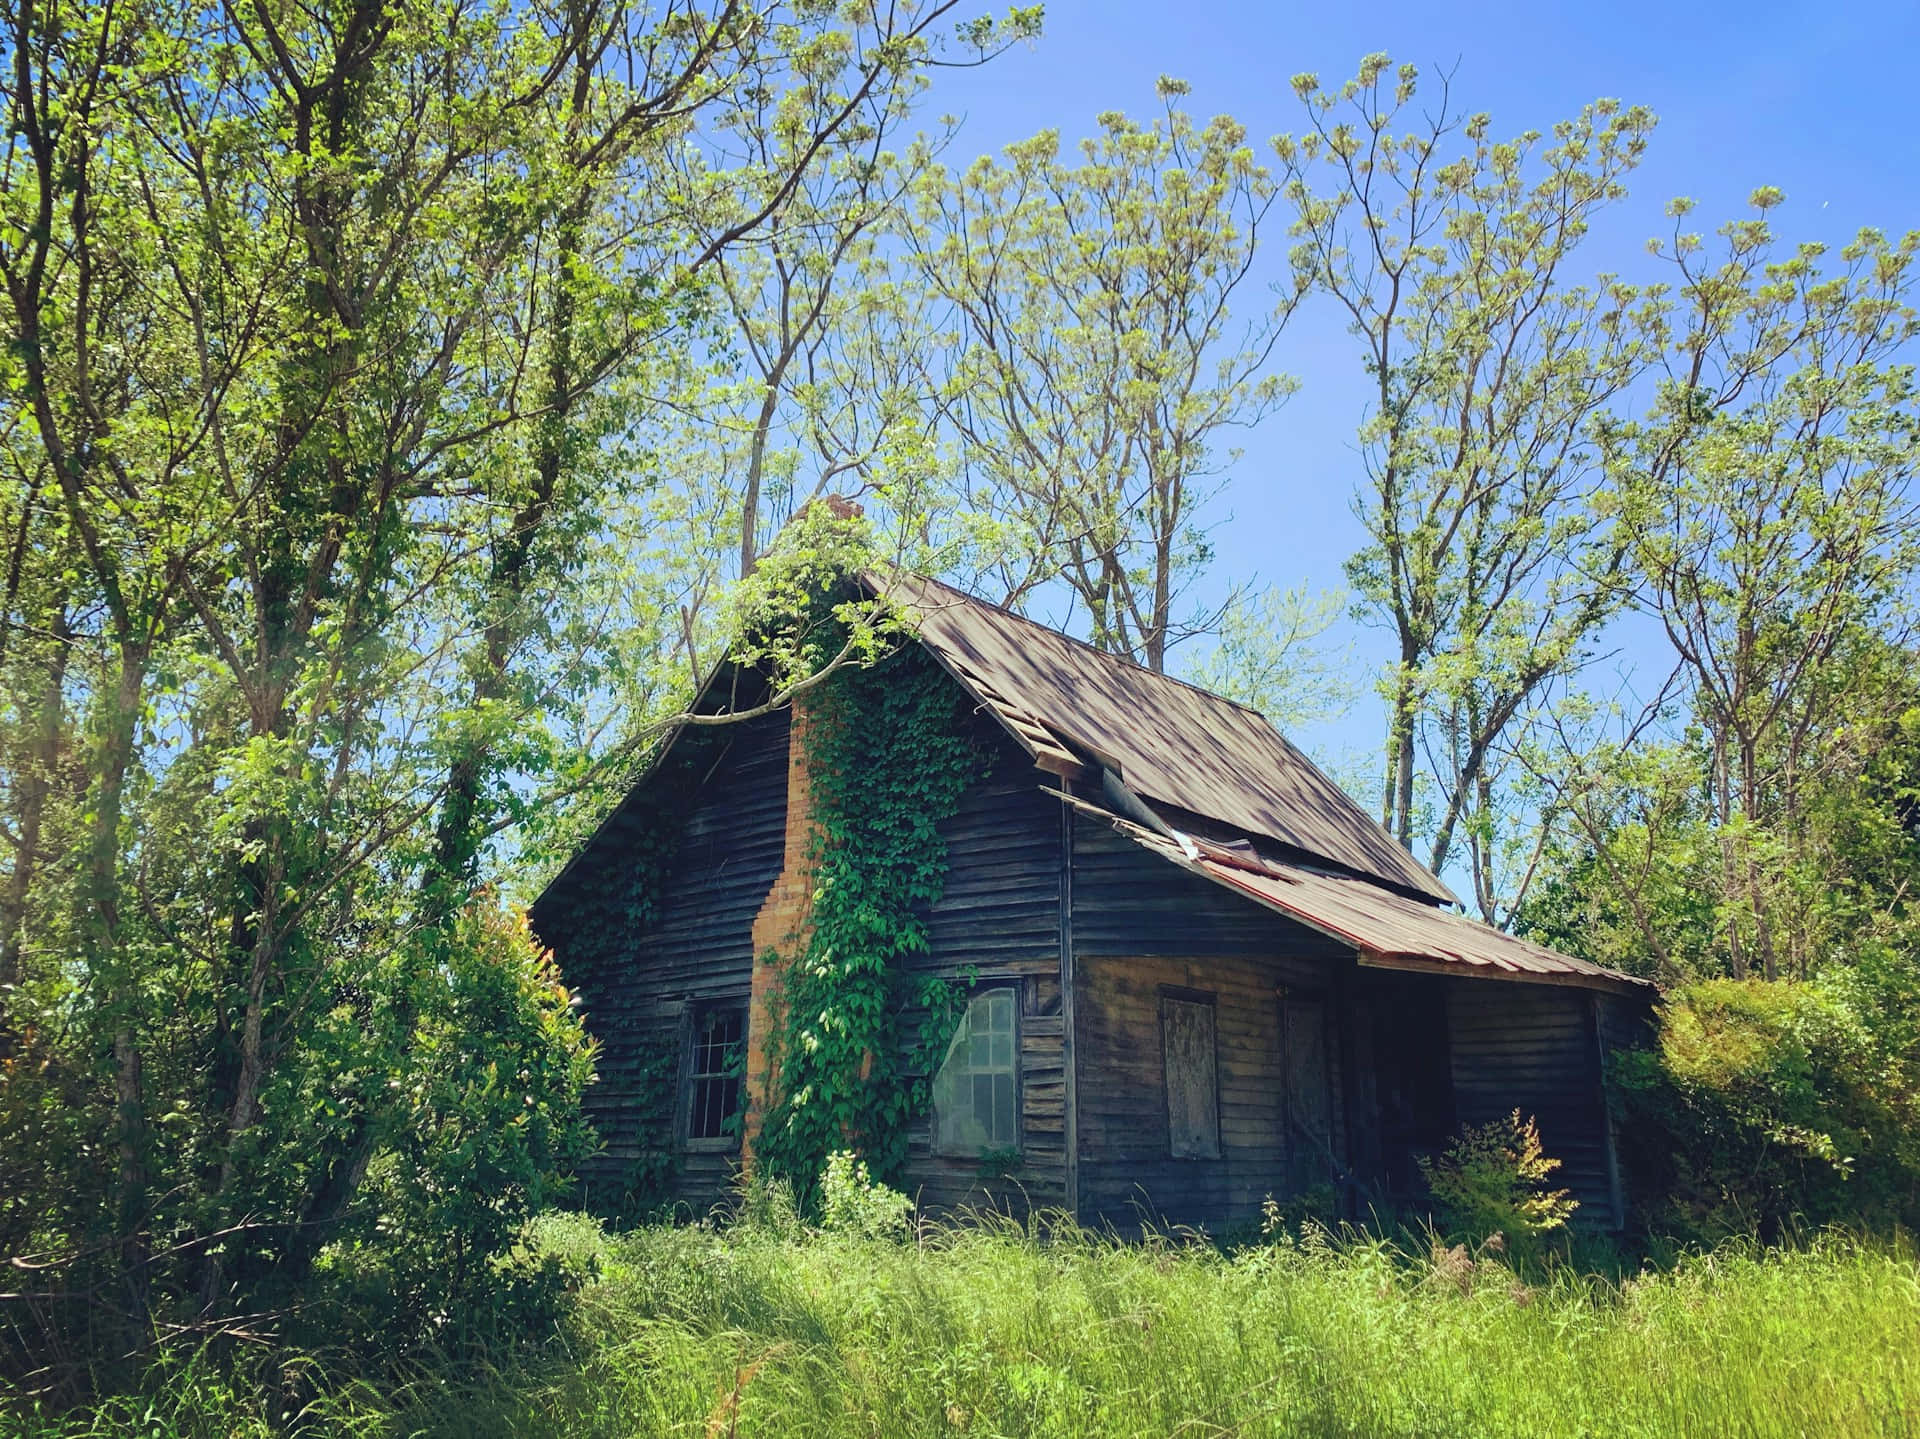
915, 0, 1920, 770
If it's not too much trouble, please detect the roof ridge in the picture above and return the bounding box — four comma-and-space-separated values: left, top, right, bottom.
878, 569, 1278, 722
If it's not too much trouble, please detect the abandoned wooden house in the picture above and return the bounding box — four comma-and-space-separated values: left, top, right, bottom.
529, 569, 1655, 1231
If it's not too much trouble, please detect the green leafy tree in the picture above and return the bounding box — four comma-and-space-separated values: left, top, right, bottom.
1277, 57, 1659, 917
906, 78, 1302, 670
1625, 196, 1920, 978
1182, 584, 1356, 736
0, 0, 1022, 1375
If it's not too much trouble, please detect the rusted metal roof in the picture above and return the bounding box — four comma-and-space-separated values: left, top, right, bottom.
1058, 795, 1650, 994
872, 570, 1456, 905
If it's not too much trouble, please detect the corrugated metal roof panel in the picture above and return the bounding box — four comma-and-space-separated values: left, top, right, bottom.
1102, 815, 1650, 994
874, 569, 1456, 904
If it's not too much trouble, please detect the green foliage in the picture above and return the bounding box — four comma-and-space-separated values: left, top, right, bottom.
15, 1221, 1920, 1438
1513, 736, 1722, 980
723, 501, 907, 691
815, 1151, 914, 1240
905, 79, 1301, 671
1614, 201, 1920, 979
1181, 584, 1357, 737
368, 906, 599, 1276
1612, 979, 1920, 1240
1278, 57, 1659, 910
0, 0, 1018, 1392
1521, 679, 1920, 984
755, 638, 989, 1195
1418, 1110, 1579, 1249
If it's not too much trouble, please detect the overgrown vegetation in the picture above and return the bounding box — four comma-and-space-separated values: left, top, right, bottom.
1612, 978, 1920, 1240
755, 623, 991, 1196
1418, 1110, 1579, 1253
2, 0, 1916, 1419
8, 1210, 1917, 1438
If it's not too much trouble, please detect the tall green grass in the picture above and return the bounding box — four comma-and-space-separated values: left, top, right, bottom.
8, 1214, 1917, 1437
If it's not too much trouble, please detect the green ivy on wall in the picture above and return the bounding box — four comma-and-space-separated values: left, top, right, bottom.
755, 641, 991, 1195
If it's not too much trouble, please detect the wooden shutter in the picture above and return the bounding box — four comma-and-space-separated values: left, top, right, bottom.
1161, 993, 1221, 1160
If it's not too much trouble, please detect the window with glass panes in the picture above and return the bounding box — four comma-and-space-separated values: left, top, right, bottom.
933, 988, 1019, 1154
686, 1006, 744, 1143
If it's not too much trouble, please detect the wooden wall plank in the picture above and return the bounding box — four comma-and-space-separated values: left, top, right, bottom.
536, 709, 790, 1212
1073, 952, 1345, 1232
1445, 982, 1619, 1226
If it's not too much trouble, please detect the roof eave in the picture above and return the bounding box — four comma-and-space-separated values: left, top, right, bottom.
1052, 790, 1654, 998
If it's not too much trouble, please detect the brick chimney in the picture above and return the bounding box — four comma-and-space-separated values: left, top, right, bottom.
738, 493, 865, 1163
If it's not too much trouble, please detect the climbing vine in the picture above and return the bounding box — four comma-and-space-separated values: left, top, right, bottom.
755, 640, 991, 1194
547, 505, 989, 1208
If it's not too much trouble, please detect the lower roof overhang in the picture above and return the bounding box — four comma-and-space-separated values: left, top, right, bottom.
1051, 789, 1655, 999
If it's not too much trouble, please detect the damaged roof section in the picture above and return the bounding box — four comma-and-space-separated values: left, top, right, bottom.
1055, 790, 1651, 995
869, 570, 1644, 993
871, 569, 1456, 906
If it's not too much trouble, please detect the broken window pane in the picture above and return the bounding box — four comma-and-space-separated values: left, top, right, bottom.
934, 988, 1020, 1155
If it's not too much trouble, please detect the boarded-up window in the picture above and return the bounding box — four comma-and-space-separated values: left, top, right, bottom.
933, 989, 1019, 1154
1161, 991, 1220, 1159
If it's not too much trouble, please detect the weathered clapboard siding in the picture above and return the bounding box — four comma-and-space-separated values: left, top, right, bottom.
1071, 819, 1360, 1229
900, 718, 1067, 1212
1444, 982, 1617, 1226
536, 709, 791, 1210
1073, 952, 1345, 1231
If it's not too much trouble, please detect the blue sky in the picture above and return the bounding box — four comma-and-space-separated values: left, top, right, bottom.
916, 0, 1920, 769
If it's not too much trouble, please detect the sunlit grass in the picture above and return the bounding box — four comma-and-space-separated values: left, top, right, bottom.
9, 1214, 1918, 1438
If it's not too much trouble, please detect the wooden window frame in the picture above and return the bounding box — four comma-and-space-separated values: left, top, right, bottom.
683, 1001, 746, 1152
931, 984, 1023, 1158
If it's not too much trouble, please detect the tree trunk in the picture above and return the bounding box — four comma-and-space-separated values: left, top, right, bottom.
0, 604, 68, 1039
1739, 736, 1779, 981
1384, 655, 1419, 851
1710, 734, 1747, 980
87, 645, 149, 1324
738, 381, 782, 581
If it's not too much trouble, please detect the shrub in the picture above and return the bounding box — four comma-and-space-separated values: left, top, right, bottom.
1419, 1110, 1578, 1246
1612, 977, 1920, 1239
816, 1151, 913, 1240
730, 1173, 808, 1242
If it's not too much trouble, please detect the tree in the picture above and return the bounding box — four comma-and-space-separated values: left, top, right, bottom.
1626, 195, 1920, 977
1277, 57, 1659, 916
0, 0, 1025, 1371
1182, 584, 1356, 736
906, 78, 1301, 671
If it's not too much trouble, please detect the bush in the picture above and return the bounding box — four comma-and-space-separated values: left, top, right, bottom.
1418, 1110, 1578, 1248
1612, 977, 1920, 1239
0, 900, 598, 1395
816, 1151, 913, 1240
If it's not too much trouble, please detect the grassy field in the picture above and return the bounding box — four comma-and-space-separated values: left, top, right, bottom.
8, 1213, 1919, 1438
